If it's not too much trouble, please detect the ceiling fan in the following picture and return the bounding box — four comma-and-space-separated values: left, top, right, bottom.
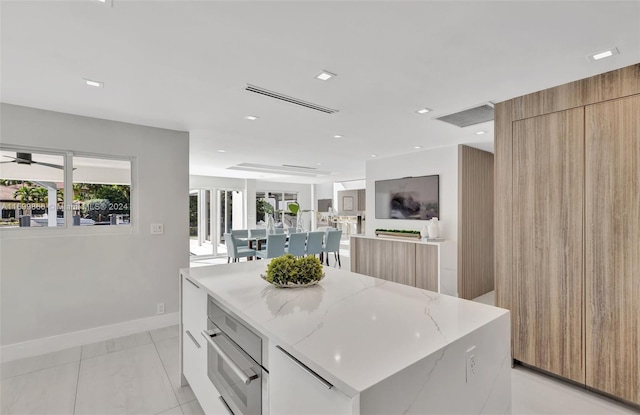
1, 152, 65, 170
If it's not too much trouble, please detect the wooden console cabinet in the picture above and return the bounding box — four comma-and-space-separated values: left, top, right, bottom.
350, 235, 455, 294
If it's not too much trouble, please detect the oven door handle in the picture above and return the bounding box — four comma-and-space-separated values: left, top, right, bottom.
201, 329, 259, 386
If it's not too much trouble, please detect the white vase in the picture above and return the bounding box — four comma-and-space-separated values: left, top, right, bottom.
428, 217, 439, 238
266, 214, 275, 235
420, 224, 429, 239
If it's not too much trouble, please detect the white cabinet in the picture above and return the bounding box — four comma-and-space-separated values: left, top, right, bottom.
269, 344, 355, 415
181, 275, 228, 415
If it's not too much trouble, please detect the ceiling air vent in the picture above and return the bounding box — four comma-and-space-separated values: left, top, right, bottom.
436, 104, 494, 128
245, 84, 339, 114
228, 163, 332, 177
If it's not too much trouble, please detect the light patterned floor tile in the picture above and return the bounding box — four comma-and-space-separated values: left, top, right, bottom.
154, 336, 196, 404
0, 346, 81, 380
156, 405, 183, 415
512, 366, 639, 414
75, 343, 178, 414
150, 325, 179, 343
81, 331, 153, 360
0, 361, 79, 415
180, 400, 205, 415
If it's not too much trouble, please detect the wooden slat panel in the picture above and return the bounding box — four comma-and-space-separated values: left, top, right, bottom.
512, 108, 585, 383
415, 244, 438, 292
349, 237, 416, 286
494, 100, 514, 319
512, 64, 640, 120
458, 145, 495, 300
585, 95, 640, 405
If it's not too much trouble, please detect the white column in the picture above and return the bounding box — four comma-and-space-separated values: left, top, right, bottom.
244, 179, 256, 229
47, 187, 57, 227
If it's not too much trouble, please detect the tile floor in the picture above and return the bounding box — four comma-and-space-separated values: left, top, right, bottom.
1, 326, 204, 415
3, 279, 638, 415
3, 325, 639, 415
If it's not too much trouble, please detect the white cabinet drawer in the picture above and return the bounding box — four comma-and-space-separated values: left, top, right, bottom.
182, 276, 207, 335
269, 344, 354, 415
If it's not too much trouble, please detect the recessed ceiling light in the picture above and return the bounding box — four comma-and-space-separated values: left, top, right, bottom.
414, 146, 422, 149
83, 78, 103, 88
475, 131, 487, 135
244, 115, 259, 120
315, 70, 336, 81
416, 108, 432, 114
333, 135, 343, 139
317, 162, 322, 166
371, 154, 377, 158
217, 150, 226, 153
587, 47, 619, 61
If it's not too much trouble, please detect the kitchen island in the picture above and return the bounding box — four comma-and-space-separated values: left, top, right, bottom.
180, 261, 510, 415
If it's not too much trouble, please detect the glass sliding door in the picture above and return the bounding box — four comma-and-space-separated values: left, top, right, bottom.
189, 189, 214, 257
216, 190, 244, 256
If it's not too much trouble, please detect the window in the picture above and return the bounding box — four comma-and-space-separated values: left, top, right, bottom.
0, 150, 65, 228
73, 156, 131, 226
256, 191, 298, 227
0, 147, 132, 230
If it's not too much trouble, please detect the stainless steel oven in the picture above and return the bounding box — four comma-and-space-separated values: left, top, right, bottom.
201, 298, 267, 415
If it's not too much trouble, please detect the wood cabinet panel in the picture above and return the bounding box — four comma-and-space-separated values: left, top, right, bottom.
512, 64, 640, 120
512, 108, 585, 383
494, 101, 515, 325
415, 244, 438, 291
458, 145, 494, 300
585, 95, 640, 405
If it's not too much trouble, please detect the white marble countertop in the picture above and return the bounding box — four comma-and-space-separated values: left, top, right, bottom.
181, 261, 507, 397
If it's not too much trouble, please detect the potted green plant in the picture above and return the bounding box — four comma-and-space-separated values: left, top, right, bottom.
262, 254, 324, 287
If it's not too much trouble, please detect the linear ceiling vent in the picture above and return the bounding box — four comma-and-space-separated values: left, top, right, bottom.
436, 104, 494, 128
228, 163, 332, 177
245, 84, 339, 114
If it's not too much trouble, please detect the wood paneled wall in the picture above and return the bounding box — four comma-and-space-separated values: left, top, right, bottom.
585, 95, 640, 404
457, 145, 494, 300
512, 109, 585, 383
351, 237, 438, 291
495, 63, 640, 406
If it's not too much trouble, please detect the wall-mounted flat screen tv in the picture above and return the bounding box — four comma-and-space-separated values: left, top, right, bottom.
375, 175, 439, 220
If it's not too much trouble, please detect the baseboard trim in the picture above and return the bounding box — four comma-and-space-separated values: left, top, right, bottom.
0, 312, 179, 363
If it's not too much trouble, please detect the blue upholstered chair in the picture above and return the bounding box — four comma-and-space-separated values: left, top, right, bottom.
231, 229, 249, 247
305, 231, 324, 257
322, 229, 343, 267
255, 233, 287, 259
224, 233, 256, 263
286, 232, 307, 257
249, 228, 266, 239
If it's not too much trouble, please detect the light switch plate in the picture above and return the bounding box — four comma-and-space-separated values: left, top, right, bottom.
151, 223, 164, 235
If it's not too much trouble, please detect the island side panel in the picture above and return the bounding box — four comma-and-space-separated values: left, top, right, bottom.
359, 312, 511, 415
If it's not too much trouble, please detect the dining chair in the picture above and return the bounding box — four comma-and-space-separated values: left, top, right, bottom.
275, 228, 284, 234
286, 232, 307, 257
255, 233, 287, 259
305, 231, 324, 258
249, 228, 266, 239
287, 228, 302, 234
322, 229, 343, 267
231, 229, 249, 247
224, 233, 256, 263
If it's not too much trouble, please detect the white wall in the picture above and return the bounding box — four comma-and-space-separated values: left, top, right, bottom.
365, 146, 458, 240
0, 104, 189, 346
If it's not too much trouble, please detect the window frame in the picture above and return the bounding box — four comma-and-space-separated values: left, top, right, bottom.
0, 144, 136, 237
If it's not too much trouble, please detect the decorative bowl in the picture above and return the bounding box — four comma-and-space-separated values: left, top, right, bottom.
261, 273, 325, 288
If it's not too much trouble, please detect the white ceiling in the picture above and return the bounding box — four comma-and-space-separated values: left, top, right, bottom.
2, 1, 639, 184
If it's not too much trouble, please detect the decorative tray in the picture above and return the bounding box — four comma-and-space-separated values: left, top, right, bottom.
260, 273, 325, 288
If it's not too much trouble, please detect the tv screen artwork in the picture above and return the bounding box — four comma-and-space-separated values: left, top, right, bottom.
375, 175, 439, 220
